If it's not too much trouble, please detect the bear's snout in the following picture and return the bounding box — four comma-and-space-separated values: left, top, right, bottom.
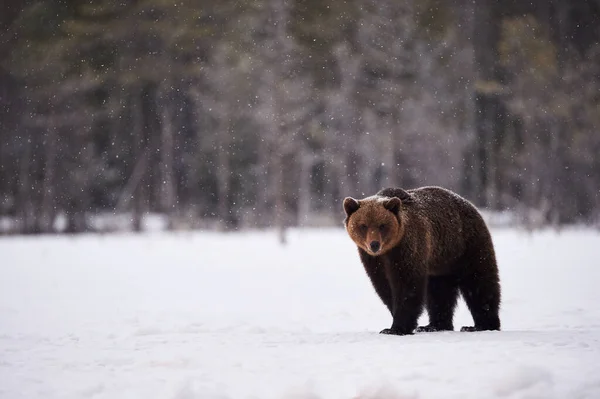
369, 240, 381, 253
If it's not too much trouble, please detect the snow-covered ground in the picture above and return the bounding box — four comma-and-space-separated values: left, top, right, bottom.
1, 227, 599, 399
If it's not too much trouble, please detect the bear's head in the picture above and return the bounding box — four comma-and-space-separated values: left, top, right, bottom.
343, 195, 405, 256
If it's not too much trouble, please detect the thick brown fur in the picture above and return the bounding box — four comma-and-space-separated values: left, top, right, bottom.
343, 186, 501, 335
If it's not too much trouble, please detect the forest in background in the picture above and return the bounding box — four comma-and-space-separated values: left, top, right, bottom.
0, 0, 599, 236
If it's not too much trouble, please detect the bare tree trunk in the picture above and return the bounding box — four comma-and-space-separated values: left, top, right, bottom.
459, 0, 480, 199
483, 104, 498, 208
65, 127, 92, 234
547, 118, 561, 226
255, 0, 311, 238
472, 0, 500, 207
297, 147, 313, 226
331, 44, 362, 197
523, 122, 543, 229
272, 147, 286, 245
255, 135, 270, 227
17, 129, 33, 234
132, 87, 147, 232
360, 109, 380, 195
216, 119, 232, 230
116, 146, 149, 213
40, 126, 57, 233
382, 117, 398, 188
323, 157, 340, 218
269, 0, 291, 244
158, 97, 176, 229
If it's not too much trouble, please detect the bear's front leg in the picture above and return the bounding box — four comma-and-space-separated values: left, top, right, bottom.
380, 268, 427, 336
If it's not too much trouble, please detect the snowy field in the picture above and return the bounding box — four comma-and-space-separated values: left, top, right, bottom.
1, 227, 600, 399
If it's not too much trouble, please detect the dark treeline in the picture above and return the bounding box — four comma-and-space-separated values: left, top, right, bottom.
1, 0, 599, 236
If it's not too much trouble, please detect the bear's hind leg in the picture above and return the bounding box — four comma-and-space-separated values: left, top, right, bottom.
459, 261, 501, 332
417, 275, 459, 332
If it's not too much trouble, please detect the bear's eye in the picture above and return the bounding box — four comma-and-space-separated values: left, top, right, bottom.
379, 224, 387, 232
358, 224, 368, 233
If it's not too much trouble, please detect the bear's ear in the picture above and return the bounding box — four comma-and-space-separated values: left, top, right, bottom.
383, 197, 401, 214
343, 197, 360, 217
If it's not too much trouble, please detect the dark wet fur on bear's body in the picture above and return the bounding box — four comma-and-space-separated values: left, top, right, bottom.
343, 186, 501, 335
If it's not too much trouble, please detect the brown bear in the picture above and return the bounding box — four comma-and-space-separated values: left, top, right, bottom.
343, 186, 501, 335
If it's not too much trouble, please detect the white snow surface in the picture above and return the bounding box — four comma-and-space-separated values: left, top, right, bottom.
1, 227, 599, 399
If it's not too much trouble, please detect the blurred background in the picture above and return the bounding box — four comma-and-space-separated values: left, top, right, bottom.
0, 0, 599, 236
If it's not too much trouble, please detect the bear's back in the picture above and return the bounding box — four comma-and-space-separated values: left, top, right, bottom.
382, 186, 491, 275
407, 186, 483, 231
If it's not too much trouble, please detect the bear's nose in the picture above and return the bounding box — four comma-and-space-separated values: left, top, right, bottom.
369, 241, 381, 253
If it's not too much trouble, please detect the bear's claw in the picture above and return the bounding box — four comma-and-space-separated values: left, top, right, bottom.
379, 328, 413, 336
416, 325, 439, 333
416, 324, 454, 332
460, 325, 500, 332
